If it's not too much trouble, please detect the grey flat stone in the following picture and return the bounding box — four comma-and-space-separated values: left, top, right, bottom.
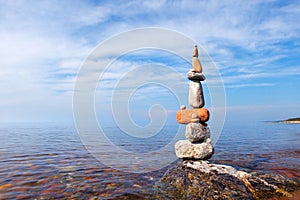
187, 71, 205, 81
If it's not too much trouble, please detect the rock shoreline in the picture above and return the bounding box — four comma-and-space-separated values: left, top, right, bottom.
281, 121, 300, 124
153, 160, 300, 200
272, 117, 300, 124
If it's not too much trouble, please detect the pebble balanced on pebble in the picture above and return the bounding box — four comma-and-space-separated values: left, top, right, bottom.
175, 45, 214, 160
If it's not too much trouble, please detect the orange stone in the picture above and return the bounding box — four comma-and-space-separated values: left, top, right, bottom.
176, 108, 209, 124
198, 107, 209, 122
0, 184, 12, 190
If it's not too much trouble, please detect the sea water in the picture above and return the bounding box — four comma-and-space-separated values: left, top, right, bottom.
0, 121, 299, 199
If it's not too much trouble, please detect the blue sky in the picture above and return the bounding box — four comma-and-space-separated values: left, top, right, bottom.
0, 0, 300, 123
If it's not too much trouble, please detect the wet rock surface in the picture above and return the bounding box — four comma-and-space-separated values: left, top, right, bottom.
154, 160, 300, 200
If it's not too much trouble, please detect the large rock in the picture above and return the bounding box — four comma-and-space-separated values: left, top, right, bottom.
155, 160, 300, 200
176, 108, 209, 124
175, 139, 213, 160
189, 80, 205, 108
185, 123, 210, 143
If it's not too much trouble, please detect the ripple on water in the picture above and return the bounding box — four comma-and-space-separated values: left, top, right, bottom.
0, 122, 299, 198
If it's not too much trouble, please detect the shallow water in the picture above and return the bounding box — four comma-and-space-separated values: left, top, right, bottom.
212, 121, 300, 178
0, 121, 299, 199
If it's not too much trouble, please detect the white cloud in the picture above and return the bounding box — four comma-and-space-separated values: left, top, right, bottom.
226, 83, 274, 89
0, 0, 299, 121
221, 66, 300, 84
142, 0, 167, 10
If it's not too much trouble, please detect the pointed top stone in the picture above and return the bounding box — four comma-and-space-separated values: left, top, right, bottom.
193, 44, 198, 57
191, 44, 202, 73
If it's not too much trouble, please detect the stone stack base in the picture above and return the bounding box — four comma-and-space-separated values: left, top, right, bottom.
175, 118, 214, 160
175, 139, 213, 160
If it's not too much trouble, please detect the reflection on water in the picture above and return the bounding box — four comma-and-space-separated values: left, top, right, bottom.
0, 121, 299, 199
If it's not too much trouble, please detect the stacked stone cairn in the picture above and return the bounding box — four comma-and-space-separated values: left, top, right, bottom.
175, 45, 214, 160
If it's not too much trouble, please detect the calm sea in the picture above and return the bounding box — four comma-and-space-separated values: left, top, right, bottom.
0, 121, 299, 199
